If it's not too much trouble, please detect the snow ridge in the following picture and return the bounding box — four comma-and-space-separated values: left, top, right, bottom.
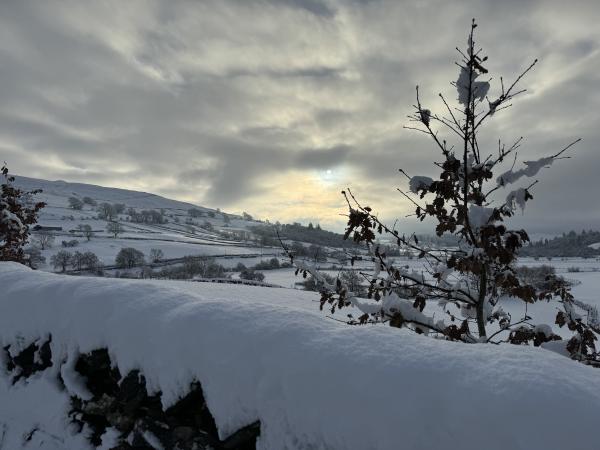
1, 262, 600, 450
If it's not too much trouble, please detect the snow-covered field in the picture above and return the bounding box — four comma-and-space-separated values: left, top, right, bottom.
260, 257, 600, 346
13, 176, 282, 271
2, 262, 600, 450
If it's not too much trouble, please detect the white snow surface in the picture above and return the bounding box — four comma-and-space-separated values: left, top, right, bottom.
2, 262, 600, 450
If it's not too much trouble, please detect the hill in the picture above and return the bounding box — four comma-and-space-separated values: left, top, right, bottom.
9, 175, 366, 280
521, 230, 600, 258
11, 175, 285, 275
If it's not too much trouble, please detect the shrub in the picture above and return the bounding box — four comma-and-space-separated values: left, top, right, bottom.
254, 258, 281, 270
51, 250, 72, 272
82, 196, 97, 207
115, 248, 145, 269
239, 269, 265, 282
68, 197, 84, 210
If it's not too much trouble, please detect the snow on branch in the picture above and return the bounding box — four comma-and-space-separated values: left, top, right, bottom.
409, 176, 434, 194
496, 156, 554, 186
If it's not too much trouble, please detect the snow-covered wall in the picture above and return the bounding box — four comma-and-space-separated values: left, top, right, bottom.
1, 262, 600, 450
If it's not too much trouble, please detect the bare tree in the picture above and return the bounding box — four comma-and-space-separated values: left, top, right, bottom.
68, 196, 84, 210
150, 248, 164, 263
24, 246, 46, 269
81, 251, 100, 271
71, 251, 85, 271
106, 221, 123, 238
78, 224, 94, 241
34, 231, 55, 250
286, 21, 598, 367
97, 203, 117, 221
115, 247, 145, 268
51, 250, 72, 272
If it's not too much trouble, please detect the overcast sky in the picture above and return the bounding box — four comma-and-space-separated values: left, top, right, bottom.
2, 1, 599, 234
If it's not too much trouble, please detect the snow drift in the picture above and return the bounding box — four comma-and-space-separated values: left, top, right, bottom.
1, 262, 600, 450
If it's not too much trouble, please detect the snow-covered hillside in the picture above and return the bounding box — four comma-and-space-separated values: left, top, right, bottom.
12, 175, 281, 274
1, 262, 600, 450
13, 176, 208, 212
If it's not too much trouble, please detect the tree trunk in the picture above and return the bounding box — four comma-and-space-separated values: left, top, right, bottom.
476, 266, 487, 338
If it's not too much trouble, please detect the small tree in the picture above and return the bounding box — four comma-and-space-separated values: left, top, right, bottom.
0, 164, 45, 263
51, 250, 72, 272
106, 221, 123, 238
113, 203, 126, 214
68, 196, 84, 210
188, 208, 203, 218
115, 247, 145, 268
240, 269, 265, 282
307, 244, 327, 262
81, 251, 100, 271
286, 21, 599, 367
149, 248, 164, 263
34, 231, 55, 250
71, 251, 85, 271
302, 273, 335, 292
97, 203, 117, 221
339, 269, 366, 297
24, 246, 46, 269
82, 196, 97, 207
78, 224, 94, 241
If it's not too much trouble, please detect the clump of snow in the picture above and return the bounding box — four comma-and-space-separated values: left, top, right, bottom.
0, 199, 25, 234
497, 156, 554, 186
535, 324, 554, 338
505, 188, 528, 212
2, 262, 600, 450
409, 176, 433, 194
488, 97, 502, 115
468, 204, 495, 228
456, 65, 490, 106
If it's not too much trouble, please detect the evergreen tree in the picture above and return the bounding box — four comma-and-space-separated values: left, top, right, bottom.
0, 164, 45, 263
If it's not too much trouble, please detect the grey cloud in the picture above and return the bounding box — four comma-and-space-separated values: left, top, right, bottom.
273, 0, 337, 18
295, 145, 352, 169
1, 0, 600, 233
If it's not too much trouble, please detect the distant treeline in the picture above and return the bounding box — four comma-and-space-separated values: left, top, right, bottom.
520, 230, 600, 257
250, 223, 361, 249
415, 234, 460, 247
